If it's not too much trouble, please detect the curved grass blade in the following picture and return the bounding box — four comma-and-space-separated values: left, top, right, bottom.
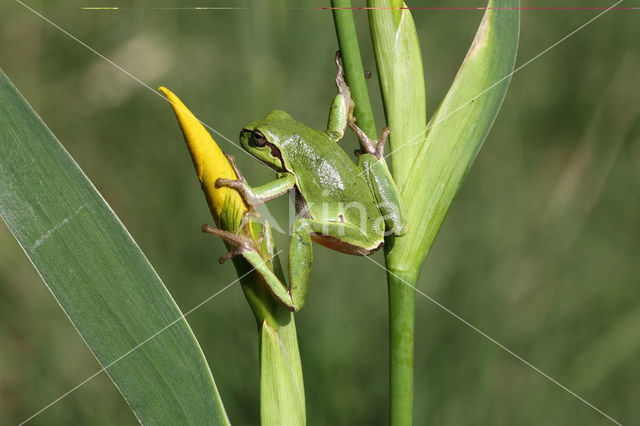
0, 70, 229, 425
371, 2, 520, 424
389, 0, 521, 271
368, 0, 427, 189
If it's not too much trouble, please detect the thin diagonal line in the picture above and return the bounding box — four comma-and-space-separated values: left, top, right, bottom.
13, 0, 264, 167
382, 0, 623, 163
77, 6, 640, 11
319, 6, 635, 10
19, 249, 281, 425
364, 255, 622, 425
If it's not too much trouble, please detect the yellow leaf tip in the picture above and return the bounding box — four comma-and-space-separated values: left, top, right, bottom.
159, 86, 246, 226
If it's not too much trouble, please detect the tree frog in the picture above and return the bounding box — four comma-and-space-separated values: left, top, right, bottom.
203, 52, 407, 311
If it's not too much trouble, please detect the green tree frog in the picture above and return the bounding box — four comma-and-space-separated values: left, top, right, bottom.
203, 53, 406, 311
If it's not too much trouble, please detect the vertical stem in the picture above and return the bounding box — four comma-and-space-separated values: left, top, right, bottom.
233, 238, 305, 425
387, 267, 416, 426
367, 0, 424, 422
332, 2, 416, 424
331, 0, 377, 138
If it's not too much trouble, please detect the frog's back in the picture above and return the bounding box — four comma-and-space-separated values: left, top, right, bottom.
262, 117, 379, 226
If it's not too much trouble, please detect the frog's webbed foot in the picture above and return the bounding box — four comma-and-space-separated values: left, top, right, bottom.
201, 224, 257, 264
348, 121, 391, 160
215, 177, 264, 211
223, 152, 246, 182
334, 51, 355, 122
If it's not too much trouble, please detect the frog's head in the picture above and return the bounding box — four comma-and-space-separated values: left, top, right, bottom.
240, 110, 294, 172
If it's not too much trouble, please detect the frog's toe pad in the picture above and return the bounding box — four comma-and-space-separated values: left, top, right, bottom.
218, 247, 246, 264
215, 178, 238, 189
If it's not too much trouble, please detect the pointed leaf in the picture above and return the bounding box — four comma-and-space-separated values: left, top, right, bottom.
368, 0, 427, 188
388, 0, 520, 271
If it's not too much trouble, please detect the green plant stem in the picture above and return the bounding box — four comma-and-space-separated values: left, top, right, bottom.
386, 266, 416, 426
229, 230, 305, 425
332, 2, 416, 424
331, 0, 377, 138
240, 268, 304, 426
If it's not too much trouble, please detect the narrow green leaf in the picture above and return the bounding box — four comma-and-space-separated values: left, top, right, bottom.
259, 320, 306, 426
0, 70, 229, 424
368, 0, 427, 188
372, 3, 520, 424
388, 0, 520, 271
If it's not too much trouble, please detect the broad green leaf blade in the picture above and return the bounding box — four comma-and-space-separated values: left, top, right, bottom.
388, 0, 520, 271
0, 70, 229, 425
368, 0, 427, 188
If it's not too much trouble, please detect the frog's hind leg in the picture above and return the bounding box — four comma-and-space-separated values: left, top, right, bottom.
346, 121, 407, 236
201, 224, 255, 263
202, 223, 298, 311
288, 218, 377, 310
357, 154, 408, 237
348, 121, 390, 160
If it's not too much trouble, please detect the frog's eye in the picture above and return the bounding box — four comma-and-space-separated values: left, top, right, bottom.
252, 130, 267, 147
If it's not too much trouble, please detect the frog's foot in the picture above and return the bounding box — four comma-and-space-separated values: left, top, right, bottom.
348, 121, 391, 160
215, 178, 263, 211
223, 152, 246, 182
334, 51, 355, 122
201, 224, 257, 264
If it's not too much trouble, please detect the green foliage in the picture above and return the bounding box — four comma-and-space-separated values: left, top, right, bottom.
368, 0, 427, 188
1, 1, 638, 425
388, 0, 521, 273
160, 86, 305, 424
0, 70, 229, 425
260, 319, 305, 426
364, 2, 519, 424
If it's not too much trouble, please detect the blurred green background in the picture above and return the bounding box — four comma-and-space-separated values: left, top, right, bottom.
1, 0, 639, 424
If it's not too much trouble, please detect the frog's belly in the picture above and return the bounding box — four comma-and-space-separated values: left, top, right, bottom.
310, 233, 382, 256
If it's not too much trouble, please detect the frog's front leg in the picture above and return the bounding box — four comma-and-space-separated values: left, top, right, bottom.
324, 51, 355, 142
216, 171, 296, 211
